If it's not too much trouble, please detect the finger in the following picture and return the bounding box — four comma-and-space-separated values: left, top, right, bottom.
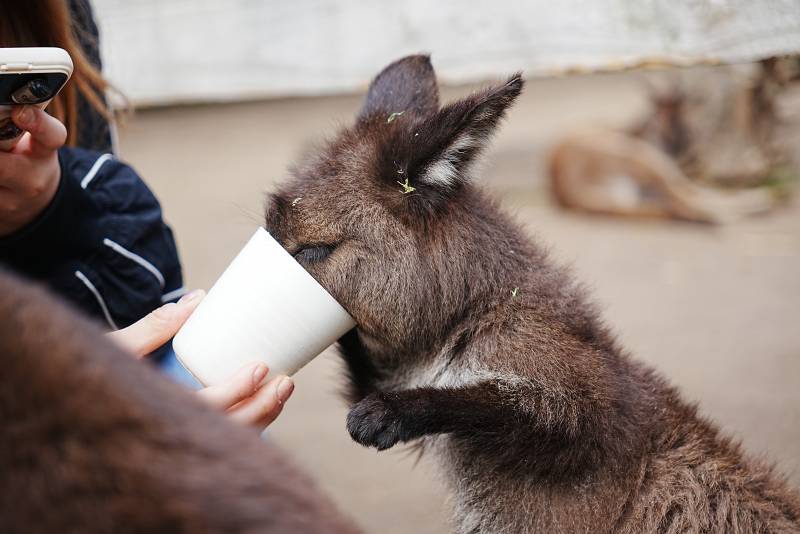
228, 375, 294, 430
248, 376, 295, 430
12, 106, 67, 157
107, 289, 205, 357
197, 362, 268, 410
252, 385, 293, 429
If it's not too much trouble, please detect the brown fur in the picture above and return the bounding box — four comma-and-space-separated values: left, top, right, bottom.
548, 127, 774, 224
548, 66, 784, 224
264, 55, 800, 533
0, 268, 359, 534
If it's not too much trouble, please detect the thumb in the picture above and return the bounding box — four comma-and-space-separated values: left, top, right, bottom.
108, 289, 205, 358
12, 106, 67, 157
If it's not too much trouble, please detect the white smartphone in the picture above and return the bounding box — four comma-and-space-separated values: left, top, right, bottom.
0, 47, 73, 151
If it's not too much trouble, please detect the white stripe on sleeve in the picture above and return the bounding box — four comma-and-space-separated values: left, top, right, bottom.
74, 270, 119, 330
80, 153, 113, 189
103, 238, 166, 289
161, 286, 187, 303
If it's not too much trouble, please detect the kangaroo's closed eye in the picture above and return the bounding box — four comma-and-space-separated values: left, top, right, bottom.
294, 245, 333, 263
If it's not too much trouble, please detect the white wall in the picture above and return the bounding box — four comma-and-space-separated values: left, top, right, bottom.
92, 0, 800, 106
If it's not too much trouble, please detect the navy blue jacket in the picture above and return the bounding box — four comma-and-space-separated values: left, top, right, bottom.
0, 147, 184, 329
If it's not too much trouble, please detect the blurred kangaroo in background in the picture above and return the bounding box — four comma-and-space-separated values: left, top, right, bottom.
0, 269, 358, 534
264, 55, 800, 533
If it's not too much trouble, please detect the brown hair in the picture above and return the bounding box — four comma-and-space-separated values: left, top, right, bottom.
0, 1, 117, 145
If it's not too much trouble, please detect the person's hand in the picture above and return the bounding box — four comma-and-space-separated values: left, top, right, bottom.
197, 361, 294, 430
107, 289, 206, 358
107, 290, 294, 430
0, 106, 66, 237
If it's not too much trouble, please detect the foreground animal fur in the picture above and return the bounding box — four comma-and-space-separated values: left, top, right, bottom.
265, 55, 800, 533
0, 269, 358, 534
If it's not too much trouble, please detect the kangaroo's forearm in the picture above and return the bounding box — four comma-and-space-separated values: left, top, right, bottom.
347, 384, 506, 450
347, 379, 604, 450
377, 383, 511, 436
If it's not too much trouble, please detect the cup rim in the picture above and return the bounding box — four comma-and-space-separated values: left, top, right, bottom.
255, 226, 353, 319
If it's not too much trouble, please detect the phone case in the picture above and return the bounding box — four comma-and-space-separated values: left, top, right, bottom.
0, 47, 73, 151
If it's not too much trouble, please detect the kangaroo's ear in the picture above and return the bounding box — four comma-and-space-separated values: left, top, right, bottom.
409, 73, 524, 190
359, 55, 439, 122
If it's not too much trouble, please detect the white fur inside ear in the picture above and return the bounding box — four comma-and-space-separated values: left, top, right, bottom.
419, 134, 478, 188
421, 159, 459, 188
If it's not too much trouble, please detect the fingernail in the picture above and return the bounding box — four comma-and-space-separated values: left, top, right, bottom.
15, 106, 34, 126
276, 376, 294, 402
252, 364, 268, 386
178, 289, 204, 305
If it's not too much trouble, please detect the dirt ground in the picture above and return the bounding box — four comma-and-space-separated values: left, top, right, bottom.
118, 72, 800, 534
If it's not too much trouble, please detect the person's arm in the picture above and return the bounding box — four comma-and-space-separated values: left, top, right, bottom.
0, 106, 184, 330
55, 145, 185, 328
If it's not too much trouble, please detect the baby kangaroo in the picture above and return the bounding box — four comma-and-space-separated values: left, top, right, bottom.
264, 55, 800, 533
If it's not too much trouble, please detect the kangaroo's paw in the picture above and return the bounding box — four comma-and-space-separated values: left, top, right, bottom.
346, 393, 407, 451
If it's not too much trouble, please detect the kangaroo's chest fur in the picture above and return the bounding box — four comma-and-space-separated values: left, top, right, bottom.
342, 309, 800, 533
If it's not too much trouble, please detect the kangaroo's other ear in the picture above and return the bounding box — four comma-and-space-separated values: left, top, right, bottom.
359, 54, 439, 122
410, 73, 524, 190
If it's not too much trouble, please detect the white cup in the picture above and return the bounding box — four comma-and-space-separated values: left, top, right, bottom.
173, 228, 356, 386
